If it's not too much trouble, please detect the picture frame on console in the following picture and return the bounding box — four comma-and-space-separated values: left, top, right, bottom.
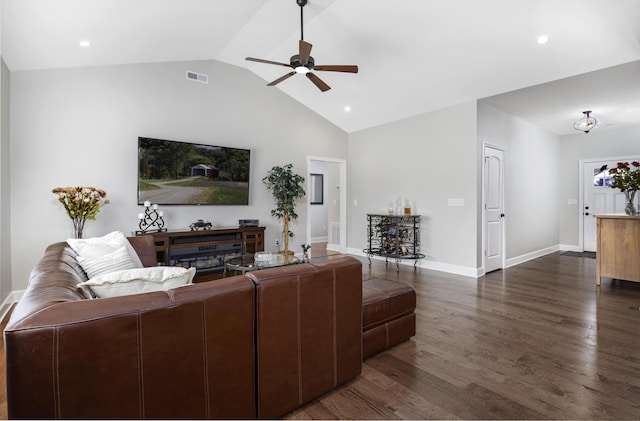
309, 173, 324, 205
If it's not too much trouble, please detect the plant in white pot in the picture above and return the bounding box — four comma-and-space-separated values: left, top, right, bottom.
263, 164, 305, 254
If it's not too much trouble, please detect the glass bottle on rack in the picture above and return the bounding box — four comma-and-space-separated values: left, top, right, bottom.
404, 198, 411, 215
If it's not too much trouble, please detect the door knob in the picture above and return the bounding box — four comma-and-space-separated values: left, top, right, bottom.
500, 213, 505, 218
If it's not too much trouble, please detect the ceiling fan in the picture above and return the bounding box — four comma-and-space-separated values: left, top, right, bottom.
245, 0, 358, 92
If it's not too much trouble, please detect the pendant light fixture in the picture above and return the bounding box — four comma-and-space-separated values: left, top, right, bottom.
573, 110, 599, 134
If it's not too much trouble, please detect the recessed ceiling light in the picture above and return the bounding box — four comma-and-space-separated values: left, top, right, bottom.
79, 40, 91, 48
344, 106, 351, 112
536, 35, 549, 45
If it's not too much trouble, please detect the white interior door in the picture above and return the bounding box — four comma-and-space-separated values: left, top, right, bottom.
583, 156, 639, 252
484, 145, 505, 273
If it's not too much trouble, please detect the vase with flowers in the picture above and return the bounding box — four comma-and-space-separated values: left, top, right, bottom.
52, 186, 110, 238
601, 161, 640, 215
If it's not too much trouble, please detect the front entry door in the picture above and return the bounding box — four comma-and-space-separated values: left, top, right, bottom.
583, 156, 639, 252
484, 145, 505, 273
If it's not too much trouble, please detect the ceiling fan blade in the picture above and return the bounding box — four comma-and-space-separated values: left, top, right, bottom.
246, 57, 292, 68
299, 40, 313, 66
306, 72, 331, 92
313, 65, 359, 73
267, 71, 296, 86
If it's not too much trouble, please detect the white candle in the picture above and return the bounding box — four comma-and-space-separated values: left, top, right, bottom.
138, 213, 144, 219
152, 203, 158, 210
144, 201, 151, 207
159, 211, 163, 217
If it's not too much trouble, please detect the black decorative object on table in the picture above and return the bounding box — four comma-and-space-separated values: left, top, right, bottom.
301, 243, 311, 262
189, 219, 213, 231
136, 201, 167, 234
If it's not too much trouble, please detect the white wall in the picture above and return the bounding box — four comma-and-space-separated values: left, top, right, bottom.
558, 125, 640, 247
0, 7, 9, 311
0, 2, 12, 316
348, 101, 479, 274
1, 55, 12, 305
308, 160, 328, 242
477, 102, 560, 263
326, 163, 340, 246
9, 59, 348, 290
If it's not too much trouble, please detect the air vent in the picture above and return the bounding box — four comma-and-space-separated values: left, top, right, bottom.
186, 70, 209, 84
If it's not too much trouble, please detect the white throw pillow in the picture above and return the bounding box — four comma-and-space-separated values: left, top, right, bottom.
78, 266, 196, 298
77, 246, 138, 279
67, 231, 144, 277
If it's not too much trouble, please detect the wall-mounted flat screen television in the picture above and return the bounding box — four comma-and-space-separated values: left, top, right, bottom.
138, 137, 250, 205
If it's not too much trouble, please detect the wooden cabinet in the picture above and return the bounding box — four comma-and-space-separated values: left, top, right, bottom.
138, 226, 265, 282
595, 214, 640, 285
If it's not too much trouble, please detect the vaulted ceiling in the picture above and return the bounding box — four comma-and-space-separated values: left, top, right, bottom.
2, 0, 640, 134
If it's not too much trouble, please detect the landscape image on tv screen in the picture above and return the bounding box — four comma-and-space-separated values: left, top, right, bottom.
138, 137, 250, 205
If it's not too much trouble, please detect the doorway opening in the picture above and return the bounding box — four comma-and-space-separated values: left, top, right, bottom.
306, 156, 347, 255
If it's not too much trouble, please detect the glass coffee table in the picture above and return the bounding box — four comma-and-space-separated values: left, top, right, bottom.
225, 253, 300, 275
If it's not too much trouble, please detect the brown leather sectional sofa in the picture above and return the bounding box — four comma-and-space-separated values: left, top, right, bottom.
5, 236, 415, 419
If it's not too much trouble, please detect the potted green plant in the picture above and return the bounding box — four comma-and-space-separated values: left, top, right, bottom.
263, 164, 305, 254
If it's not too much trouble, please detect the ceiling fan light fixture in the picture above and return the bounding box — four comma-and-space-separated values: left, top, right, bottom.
573, 110, 600, 134
244, 0, 358, 92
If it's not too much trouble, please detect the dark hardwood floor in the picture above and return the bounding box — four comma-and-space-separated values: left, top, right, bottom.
2, 247, 639, 419
287, 250, 640, 420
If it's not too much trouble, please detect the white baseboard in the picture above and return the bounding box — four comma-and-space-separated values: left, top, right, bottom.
505, 245, 560, 268
349, 244, 572, 279
0, 289, 25, 322
347, 248, 480, 278
310, 236, 328, 243
559, 244, 583, 252
417, 259, 482, 278
326, 243, 340, 252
